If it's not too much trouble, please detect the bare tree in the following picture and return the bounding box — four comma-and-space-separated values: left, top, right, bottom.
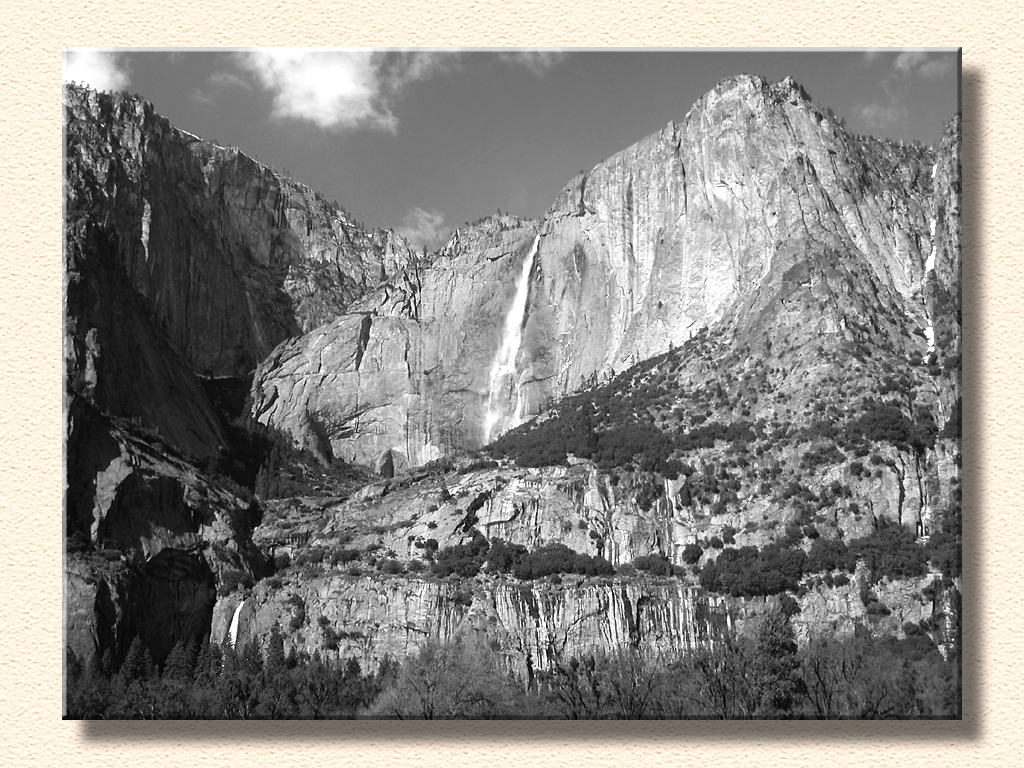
373, 638, 513, 719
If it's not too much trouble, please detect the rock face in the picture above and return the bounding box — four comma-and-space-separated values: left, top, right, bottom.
63, 414, 267, 665
209, 566, 955, 679
925, 114, 962, 416
214, 574, 728, 678
63, 82, 425, 664
65, 219, 225, 461
64, 83, 422, 377
251, 76, 936, 467
249, 218, 540, 469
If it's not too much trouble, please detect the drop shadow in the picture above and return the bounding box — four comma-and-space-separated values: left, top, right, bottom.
76, 715, 973, 744
957, 60, 982, 738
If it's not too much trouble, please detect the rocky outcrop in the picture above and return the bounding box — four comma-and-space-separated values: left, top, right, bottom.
64, 83, 422, 377
210, 566, 956, 678
212, 574, 728, 677
63, 410, 267, 665
527, 76, 932, 402
262, 447, 933, 575
63, 83, 426, 666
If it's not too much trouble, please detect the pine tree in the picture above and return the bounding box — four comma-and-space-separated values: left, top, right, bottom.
119, 636, 153, 684
162, 639, 194, 683
264, 624, 287, 677
753, 605, 806, 718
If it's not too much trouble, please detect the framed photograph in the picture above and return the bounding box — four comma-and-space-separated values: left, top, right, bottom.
62, 47, 961, 719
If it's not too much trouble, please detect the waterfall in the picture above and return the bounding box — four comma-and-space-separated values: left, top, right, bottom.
228, 600, 245, 648
924, 161, 938, 353
483, 236, 539, 444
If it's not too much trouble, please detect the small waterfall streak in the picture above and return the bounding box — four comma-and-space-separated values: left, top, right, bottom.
228, 600, 245, 648
483, 236, 539, 444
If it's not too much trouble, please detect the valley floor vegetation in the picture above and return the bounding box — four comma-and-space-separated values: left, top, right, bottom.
65, 606, 960, 720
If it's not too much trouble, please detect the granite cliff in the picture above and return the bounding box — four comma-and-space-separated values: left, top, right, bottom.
247, 217, 540, 470
64, 76, 961, 679
250, 76, 938, 471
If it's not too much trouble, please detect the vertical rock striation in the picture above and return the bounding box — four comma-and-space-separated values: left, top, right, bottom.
212, 574, 729, 678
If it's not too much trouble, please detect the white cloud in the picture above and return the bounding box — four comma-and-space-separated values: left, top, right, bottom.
63, 49, 131, 92
497, 50, 568, 76
210, 70, 252, 90
919, 55, 956, 79
230, 50, 467, 132
221, 49, 570, 132
193, 69, 253, 107
397, 207, 450, 252
855, 100, 905, 131
894, 50, 930, 74
377, 51, 460, 90
237, 49, 396, 132
892, 50, 956, 79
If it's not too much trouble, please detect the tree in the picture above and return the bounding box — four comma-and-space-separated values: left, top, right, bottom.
119, 636, 154, 684
751, 605, 805, 718
544, 654, 612, 719
216, 639, 265, 719
162, 638, 197, 683
685, 633, 758, 719
373, 638, 513, 719
296, 652, 339, 718
601, 650, 663, 719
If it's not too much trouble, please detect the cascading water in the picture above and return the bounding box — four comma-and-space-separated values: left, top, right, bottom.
483, 236, 540, 444
228, 600, 245, 648
924, 162, 939, 354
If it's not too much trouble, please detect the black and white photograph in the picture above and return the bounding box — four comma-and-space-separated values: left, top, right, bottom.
62, 48, 962, 719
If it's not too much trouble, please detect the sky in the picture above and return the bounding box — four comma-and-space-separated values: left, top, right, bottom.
63, 48, 960, 251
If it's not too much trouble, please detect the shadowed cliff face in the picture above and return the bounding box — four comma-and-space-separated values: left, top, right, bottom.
64, 84, 422, 377
63, 82, 427, 664
62, 415, 268, 665
250, 76, 937, 468
65, 219, 225, 461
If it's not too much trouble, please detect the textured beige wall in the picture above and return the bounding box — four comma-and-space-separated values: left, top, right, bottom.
0, 2, 1008, 764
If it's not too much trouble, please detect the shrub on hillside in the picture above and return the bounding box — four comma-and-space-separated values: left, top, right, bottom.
699, 543, 807, 598
849, 520, 928, 582
681, 543, 704, 565
633, 553, 674, 576
432, 532, 490, 578
511, 543, 614, 580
